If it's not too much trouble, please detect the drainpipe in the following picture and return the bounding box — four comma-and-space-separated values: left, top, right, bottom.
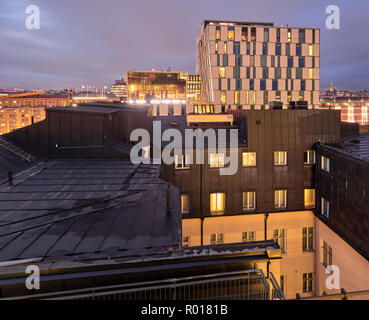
264, 213, 269, 240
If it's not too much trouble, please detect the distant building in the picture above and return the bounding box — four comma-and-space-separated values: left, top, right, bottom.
0, 107, 45, 135
110, 79, 127, 100
127, 70, 188, 103
197, 20, 320, 111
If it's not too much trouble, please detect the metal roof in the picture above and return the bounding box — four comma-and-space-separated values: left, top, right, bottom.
324, 133, 369, 164
0, 158, 181, 265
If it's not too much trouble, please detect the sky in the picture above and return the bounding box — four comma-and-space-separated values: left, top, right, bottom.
0, 0, 368, 91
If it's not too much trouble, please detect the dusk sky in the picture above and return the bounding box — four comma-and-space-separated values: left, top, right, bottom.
1, 0, 368, 91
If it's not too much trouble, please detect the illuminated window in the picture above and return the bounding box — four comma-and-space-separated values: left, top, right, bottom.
348, 106, 355, 122
304, 189, 315, 208
183, 236, 189, 247
181, 194, 190, 214
242, 231, 255, 242
303, 273, 313, 293
299, 91, 304, 101
309, 44, 314, 56
251, 27, 256, 41
287, 29, 291, 42
275, 190, 287, 209
243, 152, 256, 167
209, 153, 225, 168
221, 91, 226, 104
309, 68, 313, 80
243, 192, 256, 211
210, 193, 225, 215
304, 150, 316, 164
175, 154, 190, 169
224, 42, 227, 54
234, 91, 240, 105
246, 91, 249, 105
321, 156, 330, 172
216, 26, 221, 40
241, 27, 248, 41
302, 227, 314, 252
227, 27, 234, 40
210, 233, 224, 244
288, 91, 292, 102
219, 67, 225, 78
322, 241, 332, 268
273, 229, 286, 253
215, 41, 219, 54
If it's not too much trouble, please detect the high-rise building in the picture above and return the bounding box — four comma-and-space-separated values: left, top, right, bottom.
197, 20, 320, 111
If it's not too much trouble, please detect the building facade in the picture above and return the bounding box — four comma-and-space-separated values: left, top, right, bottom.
110, 79, 127, 99
197, 20, 320, 111
127, 71, 188, 103
186, 74, 202, 102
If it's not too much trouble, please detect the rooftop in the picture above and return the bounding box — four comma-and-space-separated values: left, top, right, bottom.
323, 133, 369, 163
0, 158, 181, 268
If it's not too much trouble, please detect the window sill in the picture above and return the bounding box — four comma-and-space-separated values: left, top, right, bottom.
175, 167, 190, 170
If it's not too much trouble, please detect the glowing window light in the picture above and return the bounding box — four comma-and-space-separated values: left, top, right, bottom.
362, 105, 368, 124
348, 106, 355, 123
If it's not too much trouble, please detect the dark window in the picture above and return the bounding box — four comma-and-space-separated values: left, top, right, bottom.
233, 42, 240, 55
261, 55, 267, 67
223, 54, 228, 66
263, 43, 268, 55
271, 56, 275, 67
286, 43, 290, 56
287, 68, 291, 79
272, 80, 278, 90
301, 80, 306, 90
288, 57, 293, 67
275, 68, 281, 79
246, 67, 250, 78
233, 67, 240, 78
275, 43, 281, 55
296, 44, 302, 56
276, 28, 280, 42
296, 68, 302, 79
235, 55, 242, 66
264, 28, 269, 42
250, 79, 254, 90
236, 79, 242, 90
299, 29, 305, 43
262, 67, 268, 79
246, 42, 250, 55
260, 79, 266, 90
299, 57, 305, 68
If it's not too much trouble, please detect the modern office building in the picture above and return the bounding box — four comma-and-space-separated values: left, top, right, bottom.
127, 71, 188, 103
110, 79, 127, 99
196, 20, 320, 111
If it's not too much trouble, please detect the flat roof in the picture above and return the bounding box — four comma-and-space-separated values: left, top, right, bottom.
322, 133, 369, 164
0, 158, 180, 266
203, 20, 274, 27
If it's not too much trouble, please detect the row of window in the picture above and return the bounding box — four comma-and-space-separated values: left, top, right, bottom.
220, 90, 313, 105
215, 26, 316, 44
180, 189, 316, 215
175, 150, 316, 169
215, 41, 315, 58
218, 67, 315, 81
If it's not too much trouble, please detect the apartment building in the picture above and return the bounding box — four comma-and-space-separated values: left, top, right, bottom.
0, 107, 45, 135
196, 20, 320, 111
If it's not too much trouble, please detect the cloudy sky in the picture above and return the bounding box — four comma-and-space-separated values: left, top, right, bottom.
0, 0, 368, 91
